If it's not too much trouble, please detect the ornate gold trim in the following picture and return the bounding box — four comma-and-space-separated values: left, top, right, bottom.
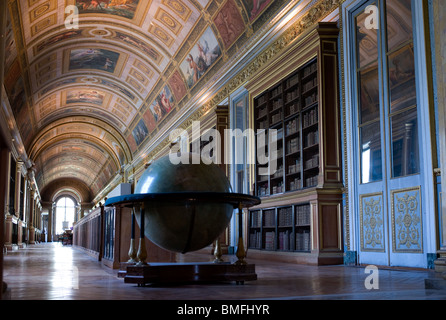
359, 192, 385, 253
390, 186, 423, 254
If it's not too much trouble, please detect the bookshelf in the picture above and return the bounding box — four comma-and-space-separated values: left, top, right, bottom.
254, 58, 320, 196
245, 22, 343, 265
248, 204, 311, 252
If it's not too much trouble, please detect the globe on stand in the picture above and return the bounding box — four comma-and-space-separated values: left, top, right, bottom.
134, 153, 234, 253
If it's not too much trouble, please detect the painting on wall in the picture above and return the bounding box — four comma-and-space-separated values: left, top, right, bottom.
99, 79, 136, 101
66, 90, 105, 106
214, 0, 245, 49
113, 31, 161, 64
168, 70, 187, 102
148, 85, 175, 125
241, 0, 273, 21
69, 48, 120, 73
75, 0, 140, 19
180, 27, 221, 89
132, 119, 149, 146
36, 29, 84, 54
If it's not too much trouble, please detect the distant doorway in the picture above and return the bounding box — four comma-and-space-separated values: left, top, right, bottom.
55, 197, 76, 235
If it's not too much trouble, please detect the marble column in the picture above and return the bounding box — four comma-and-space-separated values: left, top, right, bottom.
2, 155, 13, 249
14, 161, 23, 218
28, 190, 35, 244
432, 0, 446, 276
47, 204, 53, 242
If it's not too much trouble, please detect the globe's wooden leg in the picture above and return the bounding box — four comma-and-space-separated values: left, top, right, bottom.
235, 203, 247, 265
128, 208, 138, 263
136, 204, 147, 265
213, 238, 224, 263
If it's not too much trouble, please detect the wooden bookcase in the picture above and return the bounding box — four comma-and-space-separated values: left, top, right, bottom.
254, 58, 320, 196
249, 203, 311, 252
246, 22, 343, 265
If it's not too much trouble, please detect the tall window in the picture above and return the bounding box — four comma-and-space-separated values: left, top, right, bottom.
231, 91, 250, 194
355, 0, 419, 183
55, 197, 76, 235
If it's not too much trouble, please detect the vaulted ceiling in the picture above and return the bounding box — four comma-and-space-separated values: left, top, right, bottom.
4, 0, 288, 203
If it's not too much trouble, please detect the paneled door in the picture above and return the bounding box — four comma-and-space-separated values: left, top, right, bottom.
351, 0, 428, 267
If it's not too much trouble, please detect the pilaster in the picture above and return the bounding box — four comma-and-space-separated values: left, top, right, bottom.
28, 189, 35, 244
14, 161, 23, 217
432, 0, 446, 275
4, 215, 13, 249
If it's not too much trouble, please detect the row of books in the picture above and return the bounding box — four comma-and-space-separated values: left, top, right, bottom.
289, 178, 302, 191
264, 231, 275, 250
285, 118, 299, 136
304, 92, 318, 108
278, 230, 292, 251
286, 103, 300, 116
304, 154, 320, 170
249, 229, 311, 251
263, 210, 275, 227
296, 230, 311, 251
256, 95, 267, 105
250, 211, 261, 227
258, 107, 268, 118
296, 205, 311, 225
288, 158, 301, 174
278, 207, 293, 226
303, 108, 318, 128
251, 205, 311, 227
303, 62, 317, 78
286, 73, 299, 89
272, 182, 284, 194
271, 85, 282, 98
285, 89, 299, 103
303, 76, 318, 93
249, 231, 262, 249
304, 130, 319, 147
257, 119, 268, 130
270, 109, 283, 124
287, 137, 300, 154
272, 165, 284, 178
305, 175, 318, 187
257, 184, 270, 196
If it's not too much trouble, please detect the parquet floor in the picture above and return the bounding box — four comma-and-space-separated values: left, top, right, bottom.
3, 242, 446, 300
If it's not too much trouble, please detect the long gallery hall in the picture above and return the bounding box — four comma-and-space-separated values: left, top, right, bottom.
1, 0, 446, 304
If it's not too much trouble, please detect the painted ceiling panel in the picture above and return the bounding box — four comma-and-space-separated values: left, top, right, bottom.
4, 0, 285, 201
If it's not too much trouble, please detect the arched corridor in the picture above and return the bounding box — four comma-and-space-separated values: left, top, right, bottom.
1, 0, 446, 303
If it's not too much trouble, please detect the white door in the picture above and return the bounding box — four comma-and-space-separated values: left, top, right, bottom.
349, 0, 430, 267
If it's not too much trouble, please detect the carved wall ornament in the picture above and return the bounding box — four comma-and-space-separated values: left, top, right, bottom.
391, 187, 423, 253
360, 193, 385, 252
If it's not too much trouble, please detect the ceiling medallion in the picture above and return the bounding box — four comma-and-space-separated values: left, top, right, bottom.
90, 28, 111, 37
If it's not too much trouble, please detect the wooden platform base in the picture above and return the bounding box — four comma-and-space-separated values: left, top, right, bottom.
123, 262, 257, 286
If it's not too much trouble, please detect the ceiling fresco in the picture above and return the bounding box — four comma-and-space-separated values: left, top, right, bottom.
3, 0, 289, 202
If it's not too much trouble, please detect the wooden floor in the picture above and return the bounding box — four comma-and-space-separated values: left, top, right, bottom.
3, 242, 446, 300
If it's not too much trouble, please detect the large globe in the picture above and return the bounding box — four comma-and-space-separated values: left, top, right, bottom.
134, 153, 234, 253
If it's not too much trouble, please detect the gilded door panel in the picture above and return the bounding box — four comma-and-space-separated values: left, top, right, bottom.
360, 193, 385, 252
391, 187, 423, 253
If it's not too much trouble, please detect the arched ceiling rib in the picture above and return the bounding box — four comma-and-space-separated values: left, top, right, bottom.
4, 0, 288, 201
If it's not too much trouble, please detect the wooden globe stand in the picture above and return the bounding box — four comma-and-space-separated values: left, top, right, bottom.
105, 192, 260, 287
